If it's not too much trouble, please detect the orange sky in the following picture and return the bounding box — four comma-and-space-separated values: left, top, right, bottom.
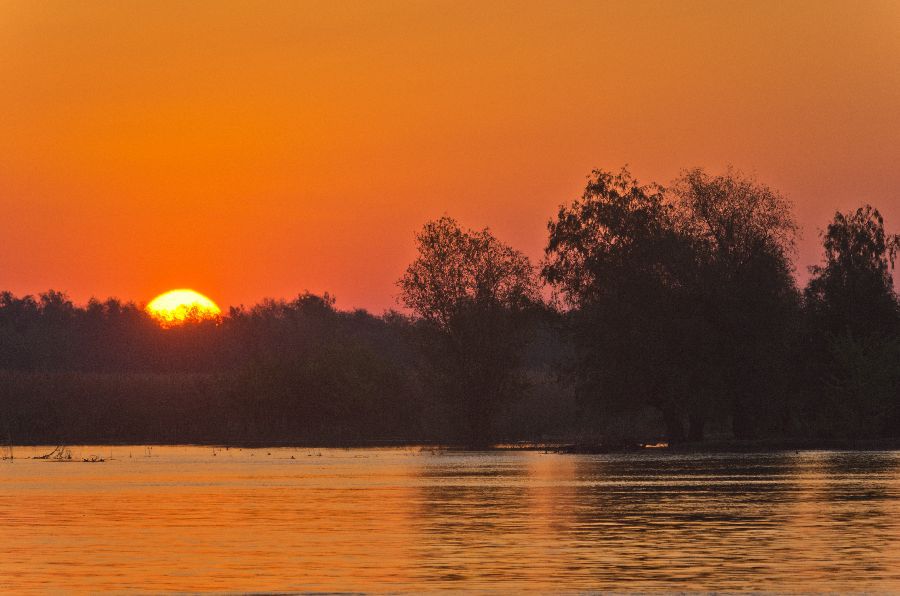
2, 1, 899, 311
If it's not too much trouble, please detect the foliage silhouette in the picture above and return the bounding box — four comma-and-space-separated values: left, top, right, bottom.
0, 170, 897, 447
398, 216, 542, 445
802, 206, 900, 438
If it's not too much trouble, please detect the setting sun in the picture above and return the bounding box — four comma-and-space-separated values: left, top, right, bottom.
146, 289, 221, 327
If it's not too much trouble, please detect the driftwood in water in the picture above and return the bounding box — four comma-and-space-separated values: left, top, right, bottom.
34, 445, 72, 460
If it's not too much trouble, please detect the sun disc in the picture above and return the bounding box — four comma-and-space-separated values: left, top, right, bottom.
146, 289, 221, 327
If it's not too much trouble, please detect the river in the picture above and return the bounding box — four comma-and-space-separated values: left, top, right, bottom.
2, 446, 899, 592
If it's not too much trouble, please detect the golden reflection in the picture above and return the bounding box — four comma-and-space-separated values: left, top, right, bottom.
2, 447, 900, 591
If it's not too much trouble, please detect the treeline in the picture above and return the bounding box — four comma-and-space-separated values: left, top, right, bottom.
0, 291, 571, 444
1, 166, 898, 447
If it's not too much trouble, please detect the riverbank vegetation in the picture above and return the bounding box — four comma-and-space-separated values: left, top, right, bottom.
2, 166, 898, 447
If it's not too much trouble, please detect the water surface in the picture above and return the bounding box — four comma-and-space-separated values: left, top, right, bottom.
2, 446, 899, 592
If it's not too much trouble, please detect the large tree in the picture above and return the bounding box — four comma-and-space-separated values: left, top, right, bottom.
671, 168, 800, 439
544, 167, 800, 443
398, 216, 540, 445
543, 168, 703, 442
805, 205, 899, 338
803, 206, 900, 437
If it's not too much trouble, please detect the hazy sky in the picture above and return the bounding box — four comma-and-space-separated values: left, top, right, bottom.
3, 0, 899, 311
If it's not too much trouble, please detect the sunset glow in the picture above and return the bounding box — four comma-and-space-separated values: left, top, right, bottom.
146, 289, 221, 327
3, 2, 900, 593
3, 1, 899, 311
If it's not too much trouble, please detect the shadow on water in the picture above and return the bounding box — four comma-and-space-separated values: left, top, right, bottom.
807, 451, 900, 576
558, 453, 801, 589
406, 450, 900, 591
407, 452, 803, 590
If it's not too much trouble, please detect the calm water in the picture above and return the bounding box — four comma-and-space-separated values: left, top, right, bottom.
2, 446, 900, 592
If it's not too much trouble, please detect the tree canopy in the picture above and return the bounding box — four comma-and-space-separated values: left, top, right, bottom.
399, 216, 541, 445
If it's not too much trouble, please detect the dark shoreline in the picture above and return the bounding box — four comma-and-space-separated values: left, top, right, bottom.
8, 437, 900, 453
554, 438, 900, 453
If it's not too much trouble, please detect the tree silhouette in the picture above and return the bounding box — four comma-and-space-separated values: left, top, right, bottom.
804, 206, 900, 438
544, 167, 800, 443
671, 168, 800, 440
806, 205, 899, 338
543, 168, 701, 441
399, 216, 540, 445
1, 172, 898, 448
